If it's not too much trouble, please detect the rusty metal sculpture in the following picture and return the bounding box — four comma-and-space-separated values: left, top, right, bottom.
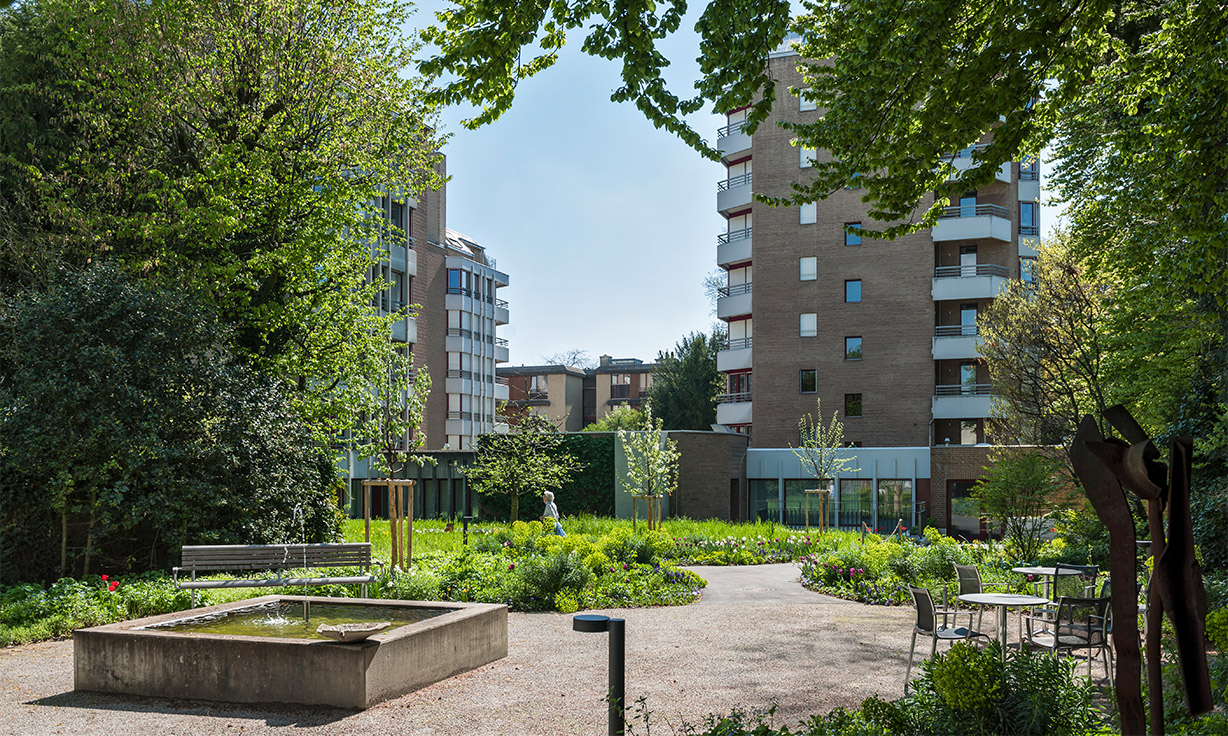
1070, 406, 1212, 736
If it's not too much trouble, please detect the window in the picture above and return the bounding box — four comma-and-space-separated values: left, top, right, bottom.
391, 200, 406, 234
800, 369, 817, 393
391, 270, 406, 311
845, 336, 863, 360
960, 303, 978, 335
798, 89, 817, 112
844, 222, 861, 246
800, 313, 817, 337
528, 375, 548, 399
960, 362, 978, 392
800, 146, 815, 168
960, 245, 978, 275
844, 172, 862, 190
800, 202, 817, 224
1020, 201, 1038, 235
1020, 159, 1039, 181
959, 191, 977, 217
844, 279, 862, 302
1020, 256, 1036, 282
611, 373, 631, 399
844, 393, 862, 417
728, 372, 752, 397
961, 420, 979, 445
447, 269, 463, 295
800, 257, 817, 281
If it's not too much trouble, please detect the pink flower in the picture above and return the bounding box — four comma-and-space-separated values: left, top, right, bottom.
508, 564, 515, 571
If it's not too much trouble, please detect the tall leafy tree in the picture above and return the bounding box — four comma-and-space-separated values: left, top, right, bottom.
972, 450, 1075, 563
464, 413, 583, 522
0, 265, 342, 584
0, 0, 442, 441
648, 330, 722, 430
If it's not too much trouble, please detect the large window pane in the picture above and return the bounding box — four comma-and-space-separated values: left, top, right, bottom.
838, 479, 873, 528
877, 480, 913, 529
949, 480, 982, 539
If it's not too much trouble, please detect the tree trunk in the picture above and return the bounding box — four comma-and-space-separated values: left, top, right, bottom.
59, 512, 68, 578
510, 493, 519, 523
82, 503, 96, 577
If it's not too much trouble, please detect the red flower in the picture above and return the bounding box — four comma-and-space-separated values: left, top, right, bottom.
100, 575, 108, 581
108, 581, 118, 592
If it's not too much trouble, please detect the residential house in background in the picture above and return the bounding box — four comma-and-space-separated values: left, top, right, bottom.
498, 354, 656, 430
713, 40, 1040, 537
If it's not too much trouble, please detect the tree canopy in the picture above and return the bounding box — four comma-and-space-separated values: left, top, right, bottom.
648, 330, 722, 430
465, 412, 583, 522
0, 0, 442, 441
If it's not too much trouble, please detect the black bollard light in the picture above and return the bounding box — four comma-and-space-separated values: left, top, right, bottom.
462, 515, 474, 546
573, 614, 625, 736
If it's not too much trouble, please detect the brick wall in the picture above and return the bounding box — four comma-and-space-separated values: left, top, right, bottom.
669, 431, 749, 521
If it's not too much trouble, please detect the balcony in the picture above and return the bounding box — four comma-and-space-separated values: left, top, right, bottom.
717, 172, 752, 213
494, 298, 509, 325
716, 391, 753, 425
494, 336, 509, 363
717, 120, 751, 160
716, 282, 752, 319
944, 144, 1011, 184
931, 263, 1009, 301
716, 227, 753, 268
931, 203, 1012, 243
932, 384, 993, 419
391, 315, 417, 344
717, 337, 753, 372
932, 324, 982, 360
493, 379, 509, 402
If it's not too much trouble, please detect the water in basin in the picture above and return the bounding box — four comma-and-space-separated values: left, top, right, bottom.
141, 601, 451, 640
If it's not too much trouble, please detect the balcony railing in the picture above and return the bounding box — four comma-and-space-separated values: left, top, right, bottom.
446, 327, 472, 339
717, 282, 752, 297
1020, 169, 1039, 181
494, 336, 508, 348
934, 264, 1010, 279
937, 203, 1010, 220
495, 376, 509, 385
527, 390, 548, 400
447, 286, 473, 297
724, 336, 753, 351
946, 143, 991, 159
495, 298, 509, 309
718, 391, 753, 404
717, 172, 752, 191
717, 227, 753, 245
446, 411, 473, 420
935, 325, 979, 337
935, 383, 994, 396
611, 384, 631, 399
446, 369, 473, 380
717, 119, 748, 138
1020, 225, 1039, 236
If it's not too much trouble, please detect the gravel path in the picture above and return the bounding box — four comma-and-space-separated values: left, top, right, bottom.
1, 564, 915, 735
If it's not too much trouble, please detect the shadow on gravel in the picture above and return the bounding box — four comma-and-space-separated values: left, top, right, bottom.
29, 691, 352, 727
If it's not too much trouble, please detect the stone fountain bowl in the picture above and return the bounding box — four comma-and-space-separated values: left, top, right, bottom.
316, 621, 392, 642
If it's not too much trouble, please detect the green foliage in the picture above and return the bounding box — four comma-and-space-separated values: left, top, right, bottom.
910, 642, 1102, 735
0, 266, 342, 584
973, 451, 1074, 563
582, 407, 646, 432
466, 412, 583, 521
0, 0, 442, 443
648, 330, 723, 430
791, 398, 858, 486
557, 434, 617, 516
618, 401, 681, 499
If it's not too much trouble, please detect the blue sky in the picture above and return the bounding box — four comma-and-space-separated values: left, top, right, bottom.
405, 3, 1060, 367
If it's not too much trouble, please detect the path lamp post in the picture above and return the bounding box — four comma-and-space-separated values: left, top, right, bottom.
572, 614, 626, 736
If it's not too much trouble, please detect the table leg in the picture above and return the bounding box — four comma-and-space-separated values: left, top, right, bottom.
999, 606, 1008, 661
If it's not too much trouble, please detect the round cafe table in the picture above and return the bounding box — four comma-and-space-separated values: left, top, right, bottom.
1012, 565, 1085, 600
958, 592, 1049, 660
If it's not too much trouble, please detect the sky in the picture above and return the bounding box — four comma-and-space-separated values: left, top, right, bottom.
404, 3, 1061, 368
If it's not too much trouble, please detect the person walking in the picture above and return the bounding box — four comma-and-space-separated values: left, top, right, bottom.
541, 491, 565, 536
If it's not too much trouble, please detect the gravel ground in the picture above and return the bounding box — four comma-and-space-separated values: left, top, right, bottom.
0, 564, 916, 736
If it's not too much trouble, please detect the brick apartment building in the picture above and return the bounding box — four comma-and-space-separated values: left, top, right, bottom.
342, 153, 511, 495
714, 42, 1040, 536
498, 355, 655, 431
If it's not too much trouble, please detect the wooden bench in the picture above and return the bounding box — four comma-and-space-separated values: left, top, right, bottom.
173, 543, 381, 606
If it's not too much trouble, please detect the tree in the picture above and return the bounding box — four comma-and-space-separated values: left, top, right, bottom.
350, 343, 433, 480
540, 349, 597, 370
972, 451, 1075, 563
648, 330, 722, 430
582, 407, 647, 432
617, 402, 680, 528
464, 413, 583, 522
0, 265, 342, 584
978, 234, 1117, 450
790, 399, 859, 491
0, 0, 443, 442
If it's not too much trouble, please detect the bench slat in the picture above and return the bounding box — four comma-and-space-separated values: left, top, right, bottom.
179, 543, 372, 572
178, 575, 378, 590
